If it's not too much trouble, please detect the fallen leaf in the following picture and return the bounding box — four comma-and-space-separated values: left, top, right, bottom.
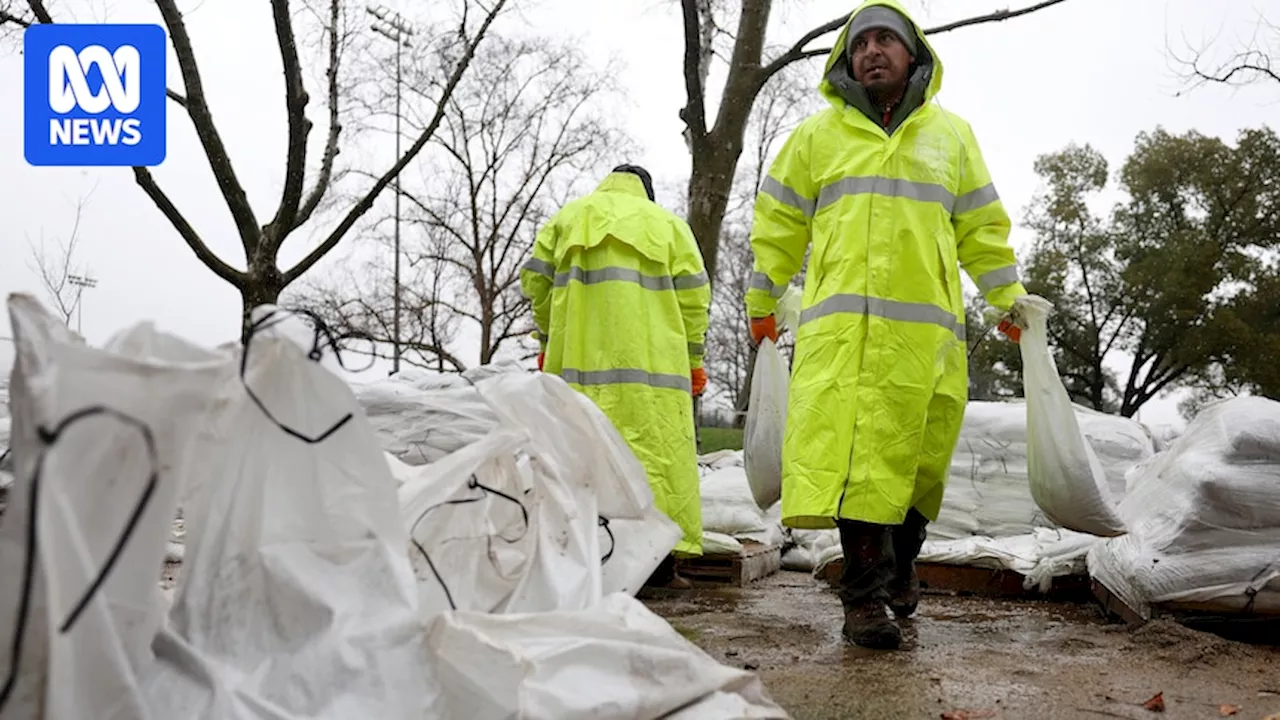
940, 710, 997, 720
1143, 692, 1166, 712
1217, 705, 1239, 717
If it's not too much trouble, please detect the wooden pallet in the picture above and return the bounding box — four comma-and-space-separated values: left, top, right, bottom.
677, 542, 782, 587
819, 558, 1093, 602
1092, 578, 1280, 642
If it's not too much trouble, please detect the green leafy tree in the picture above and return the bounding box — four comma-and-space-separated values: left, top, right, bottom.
999, 127, 1280, 417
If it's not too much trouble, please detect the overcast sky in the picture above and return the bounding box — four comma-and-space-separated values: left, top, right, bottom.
0, 0, 1274, 428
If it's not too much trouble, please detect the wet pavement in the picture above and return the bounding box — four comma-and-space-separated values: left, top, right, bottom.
643, 572, 1280, 720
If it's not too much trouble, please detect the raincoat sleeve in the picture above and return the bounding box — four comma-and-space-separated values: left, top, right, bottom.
746, 125, 816, 319
520, 218, 558, 350
951, 120, 1027, 311
672, 220, 711, 370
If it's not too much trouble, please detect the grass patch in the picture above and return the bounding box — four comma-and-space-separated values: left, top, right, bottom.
699, 427, 743, 454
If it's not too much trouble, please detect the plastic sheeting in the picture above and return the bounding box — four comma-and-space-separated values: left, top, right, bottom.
0, 295, 789, 720
1087, 396, 1280, 619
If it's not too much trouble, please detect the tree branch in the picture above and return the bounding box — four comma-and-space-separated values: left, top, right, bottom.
294, 0, 343, 233
153, 0, 262, 261
758, 0, 1072, 86
266, 0, 312, 243
132, 167, 245, 286
283, 0, 510, 284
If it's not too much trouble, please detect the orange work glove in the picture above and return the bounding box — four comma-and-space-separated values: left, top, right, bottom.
537, 352, 545, 371
750, 316, 778, 345
997, 317, 1022, 344
691, 367, 707, 397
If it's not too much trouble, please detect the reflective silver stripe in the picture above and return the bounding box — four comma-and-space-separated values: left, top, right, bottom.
800, 293, 965, 340
760, 176, 816, 217
559, 367, 692, 393
953, 183, 1000, 216
555, 266, 679, 291
688, 342, 704, 356
976, 265, 1020, 292
673, 271, 710, 290
523, 256, 555, 278
816, 176, 956, 214
749, 271, 786, 298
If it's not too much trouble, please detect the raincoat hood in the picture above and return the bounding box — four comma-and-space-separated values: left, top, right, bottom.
595, 171, 653, 201
819, 0, 944, 132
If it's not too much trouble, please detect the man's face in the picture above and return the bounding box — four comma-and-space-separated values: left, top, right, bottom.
849, 27, 914, 95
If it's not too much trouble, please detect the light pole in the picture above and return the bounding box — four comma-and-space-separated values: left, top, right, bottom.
67, 274, 97, 334
367, 4, 414, 376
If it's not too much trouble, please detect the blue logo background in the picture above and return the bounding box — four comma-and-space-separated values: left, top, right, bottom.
24, 24, 167, 167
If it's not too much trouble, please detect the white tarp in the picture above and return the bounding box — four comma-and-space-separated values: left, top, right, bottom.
1087, 396, 1280, 619
0, 295, 788, 720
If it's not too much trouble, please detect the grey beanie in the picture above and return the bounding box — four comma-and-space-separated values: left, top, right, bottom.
845, 6, 918, 57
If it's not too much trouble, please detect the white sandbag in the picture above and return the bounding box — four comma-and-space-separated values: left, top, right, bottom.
698, 449, 742, 473
384, 450, 415, 485
742, 287, 800, 510
781, 528, 840, 572
935, 401, 1153, 540
1087, 396, 1280, 619
703, 531, 745, 555
425, 593, 788, 719
701, 467, 770, 537
353, 379, 499, 465
1018, 295, 1128, 537
147, 308, 431, 720
0, 294, 233, 720
398, 371, 681, 614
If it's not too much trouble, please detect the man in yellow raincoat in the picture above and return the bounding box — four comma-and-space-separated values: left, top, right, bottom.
746, 1, 1030, 648
521, 165, 711, 590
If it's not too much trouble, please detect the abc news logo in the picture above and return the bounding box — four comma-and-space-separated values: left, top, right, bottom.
48, 44, 144, 147
24, 24, 167, 167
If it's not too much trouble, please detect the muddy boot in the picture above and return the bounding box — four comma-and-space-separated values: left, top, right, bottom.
836, 519, 901, 650
888, 508, 929, 619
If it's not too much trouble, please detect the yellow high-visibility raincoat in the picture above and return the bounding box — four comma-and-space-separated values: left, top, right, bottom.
746, 0, 1027, 530
521, 171, 711, 556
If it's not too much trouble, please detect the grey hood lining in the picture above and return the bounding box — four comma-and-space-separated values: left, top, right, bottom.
825, 29, 935, 135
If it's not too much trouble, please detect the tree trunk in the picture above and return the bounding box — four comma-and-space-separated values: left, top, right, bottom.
687, 149, 740, 280
239, 267, 285, 344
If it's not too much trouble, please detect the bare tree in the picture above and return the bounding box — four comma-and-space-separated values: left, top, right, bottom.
1172, 12, 1279, 92
26, 191, 95, 328
298, 34, 630, 368
700, 63, 813, 420
677, 0, 1073, 280
2, 0, 511, 337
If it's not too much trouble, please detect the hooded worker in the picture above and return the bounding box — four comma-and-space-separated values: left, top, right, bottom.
520, 165, 711, 589
745, 0, 1033, 648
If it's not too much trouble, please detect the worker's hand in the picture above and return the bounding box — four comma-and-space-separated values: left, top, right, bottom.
997, 317, 1021, 344
750, 316, 779, 346
537, 352, 545, 371
997, 295, 1051, 344
691, 367, 707, 397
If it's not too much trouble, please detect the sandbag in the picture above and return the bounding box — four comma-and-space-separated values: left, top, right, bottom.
1018, 295, 1127, 537
1087, 396, 1280, 618
425, 593, 787, 719
934, 401, 1153, 540
0, 294, 234, 720
151, 308, 431, 720
742, 287, 800, 510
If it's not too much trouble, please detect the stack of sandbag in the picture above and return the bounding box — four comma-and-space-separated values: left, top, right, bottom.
1087, 396, 1280, 619
0, 294, 789, 720
698, 455, 786, 555
936, 400, 1153, 540
352, 373, 501, 465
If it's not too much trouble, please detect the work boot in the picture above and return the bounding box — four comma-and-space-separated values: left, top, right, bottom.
836, 519, 901, 650
888, 508, 929, 619
842, 603, 903, 650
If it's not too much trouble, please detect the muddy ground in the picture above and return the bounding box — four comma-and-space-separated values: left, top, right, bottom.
645, 572, 1280, 720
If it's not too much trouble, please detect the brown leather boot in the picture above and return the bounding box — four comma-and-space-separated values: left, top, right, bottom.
888, 508, 929, 619
842, 602, 902, 650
